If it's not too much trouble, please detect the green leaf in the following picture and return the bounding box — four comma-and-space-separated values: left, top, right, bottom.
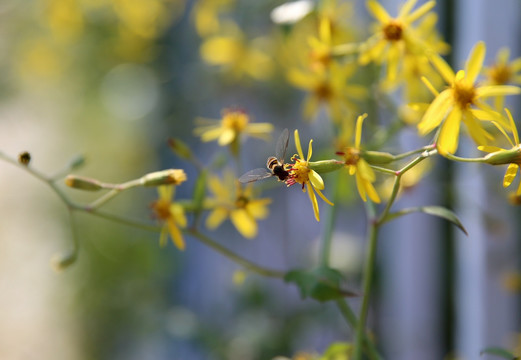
480, 347, 518, 359
284, 266, 358, 302
382, 206, 468, 235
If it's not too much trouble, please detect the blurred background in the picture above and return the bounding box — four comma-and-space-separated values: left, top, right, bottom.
0, 0, 520, 359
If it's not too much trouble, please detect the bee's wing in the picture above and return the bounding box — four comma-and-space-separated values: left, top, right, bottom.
275, 128, 290, 162
238, 168, 273, 183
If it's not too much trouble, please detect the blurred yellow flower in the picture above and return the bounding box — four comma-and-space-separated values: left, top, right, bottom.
359, 0, 439, 82
200, 23, 273, 81
336, 114, 381, 203
205, 172, 271, 239
418, 41, 521, 155
287, 61, 367, 122
192, 0, 235, 37
289, 130, 334, 221
194, 108, 274, 149
483, 47, 521, 110
151, 184, 188, 250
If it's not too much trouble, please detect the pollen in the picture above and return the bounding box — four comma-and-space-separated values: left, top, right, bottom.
452, 81, 476, 109
383, 21, 403, 41
221, 109, 249, 131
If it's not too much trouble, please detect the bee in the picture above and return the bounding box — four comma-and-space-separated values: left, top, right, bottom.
239, 128, 291, 183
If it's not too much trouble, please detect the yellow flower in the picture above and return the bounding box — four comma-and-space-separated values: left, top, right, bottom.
479, 109, 521, 195
289, 130, 334, 221
418, 41, 521, 155
287, 61, 367, 122
359, 0, 439, 82
483, 47, 521, 110
151, 185, 187, 250
200, 22, 273, 81
205, 172, 271, 238
194, 108, 274, 147
192, 0, 234, 37
336, 114, 381, 203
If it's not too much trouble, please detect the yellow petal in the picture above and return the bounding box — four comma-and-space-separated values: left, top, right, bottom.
170, 203, 187, 227
348, 164, 356, 176
364, 178, 381, 203
319, 17, 331, 44
246, 199, 271, 219
355, 113, 368, 149
418, 89, 452, 135
206, 208, 228, 229
437, 108, 461, 155
218, 128, 236, 146
306, 183, 320, 221
421, 76, 440, 96
355, 171, 367, 202
200, 37, 240, 65
478, 145, 504, 153
505, 108, 519, 144
386, 44, 400, 82
303, 95, 320, 119
230, 209, 257, 238
465, 41, 485, 85
200, 127, 223, 142
504, 163, 519, 187
405, 0, 435, 24
476, 85, 521, 98
367, 0, 391, 24
429, 52, 455, 84
314, 187, 334, 206
398, 0, 418, 18
167, 218, 185, 250
158, 185, 173, 201
294, 129, 304, 159
357, 159, 376, 182
287, 68, 317, 89
309, 170, 324, 190
462, 111, 492, 146
307, 139, 313, 161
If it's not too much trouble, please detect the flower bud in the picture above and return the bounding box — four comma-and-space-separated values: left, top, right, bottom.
483, 147, 521, 165
361, 150, 395, 165
51, 252, 77, 271
308, 160, 344, 174
141, 169, 187, 187
65, 175, 103, 191
18, 151, 31, 165
168, 138, 192, 160
68, 154, 86, 170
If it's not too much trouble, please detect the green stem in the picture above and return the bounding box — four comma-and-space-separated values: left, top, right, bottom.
336, 300, 381, 360
354, 201, 379, 360
392, 144, 436, 161
444, 152, 487, 163
320, 172, 340, 266
188, 230, 285, 278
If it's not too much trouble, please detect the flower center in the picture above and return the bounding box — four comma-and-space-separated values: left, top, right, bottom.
314, 82, 333, 100
453, 81, 476, 109
383, 21, 403, 41
235, 195, 249, 208
342, 147, 360, 165
290, 159, 310, 185
489, 64, 512, 85
222, 110, 249, 131
152, 199, 171, 220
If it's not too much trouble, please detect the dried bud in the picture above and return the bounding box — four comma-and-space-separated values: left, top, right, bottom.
362, 150, 395, 165
141, 169, 187, 187
168, 138, 192, 160
18, 151, 31, 165
65, 175, 103, 191
483, 147, 521, 165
